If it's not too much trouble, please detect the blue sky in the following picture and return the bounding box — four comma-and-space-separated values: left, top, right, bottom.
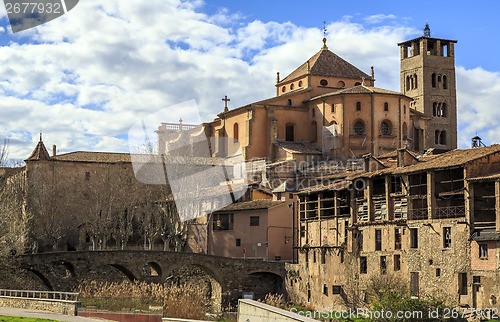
0, 0, 499, 161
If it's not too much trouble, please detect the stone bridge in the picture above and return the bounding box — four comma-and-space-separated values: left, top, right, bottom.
18, 251, 286, 308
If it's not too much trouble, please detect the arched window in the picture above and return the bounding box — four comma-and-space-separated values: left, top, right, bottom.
443, 75, 447, 89
298, 80, 303, 87
437, 75, 441, 88
433, 102, 437, 117
440, 131, 446, 145
233, 123, 239, 141
406, 76, 411, 91
380, 120, 392, 136
354, 121, 365, 136
404, 105, 407, 114
282, 86, 286, 93
414, 74, 418, 88
384, 102, 389, 112
435, 130, 440, 144
441, 103, 447, 117
410, 76, 414, 90
290, 83, 294, 90
286, 123, 295, 141
402, 122, 408, 139
432, 73, 436, 88
354, 82, 361, 86
331, 104, 335, 113
356, 102, 361, 111
288, 99, 292, 106
311, 121, 317, 142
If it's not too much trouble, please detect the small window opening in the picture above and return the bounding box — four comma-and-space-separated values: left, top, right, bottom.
443, 227, 451, 248
320, 79, 328, 86
236, 238, 241, 246
375, 229, 382, 251
360, 256, 367, 274
479, 243, 488, 259
287, 99, 292, 106
436, 268, 441, 277
85, 171, 90, 181
432, 73, 436, 88
384, 102, 389, 111
356, 102, 361, 111
410, 228, 418, 248
394, 254, 401, 271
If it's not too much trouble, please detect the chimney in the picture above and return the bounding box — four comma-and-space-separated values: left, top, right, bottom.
363, 154, 372, 172
371, 66, 375, 80
276, 72, 280, 83
397, 148, 405, 167
52, 145, 56, 157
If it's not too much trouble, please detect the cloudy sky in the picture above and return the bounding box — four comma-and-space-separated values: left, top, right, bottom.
0, 0, 499, 161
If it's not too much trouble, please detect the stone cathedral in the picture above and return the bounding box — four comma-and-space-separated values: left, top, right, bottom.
158, 24, 458, 162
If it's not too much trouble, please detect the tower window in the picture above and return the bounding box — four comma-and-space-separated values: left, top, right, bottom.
435, 130, 440, 144
406, 76, 410, 91
285, 123, 295, 141
433, 102, 437, 117
85, 171, 90, 181
290, 83, 294, 90
384, 102, 389, 111
441, 103, 447, 117
404, 105, 406, 114
354, 121, 365, 136
432, 73, 436, 88
287, 99, 292, 106
394, 254, 401, 271
298, 80, 303, 87
443, 75, 447, 89
356, 102, 361, 111
439, 131, 446, 145
414, 74, 418, 88
320, 79, 328, 86
282, 86, 286, 93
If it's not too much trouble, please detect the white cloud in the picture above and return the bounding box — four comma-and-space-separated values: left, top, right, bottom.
0, 1, 497, 160
364, 14, 397, 24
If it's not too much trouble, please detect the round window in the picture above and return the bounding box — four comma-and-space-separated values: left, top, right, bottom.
354, 121, 365, 136
381, 121, 392, 136
320, 79, 328, 86
337, 81, 345, 88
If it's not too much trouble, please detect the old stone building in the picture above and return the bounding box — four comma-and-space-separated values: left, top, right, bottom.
287, 145, 500, 311
3, 137, 171, 253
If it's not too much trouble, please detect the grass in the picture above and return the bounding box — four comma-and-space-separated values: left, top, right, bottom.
0, 317, 59, 322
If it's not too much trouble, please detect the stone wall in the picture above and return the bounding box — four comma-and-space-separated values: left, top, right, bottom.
0, 296, 79, 315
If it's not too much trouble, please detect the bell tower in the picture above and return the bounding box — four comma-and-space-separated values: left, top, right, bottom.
398, 24, 457, 152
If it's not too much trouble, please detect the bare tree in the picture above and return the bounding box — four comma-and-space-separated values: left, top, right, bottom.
0, 168, 31, 256
0, 137, 8, 167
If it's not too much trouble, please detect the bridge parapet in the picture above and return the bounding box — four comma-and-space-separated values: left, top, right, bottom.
0, 289, 80, 315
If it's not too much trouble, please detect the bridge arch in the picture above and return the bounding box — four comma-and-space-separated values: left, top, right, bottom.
243, 271, 284, 300
25, 268, 54, 291
163, 261, 223, 313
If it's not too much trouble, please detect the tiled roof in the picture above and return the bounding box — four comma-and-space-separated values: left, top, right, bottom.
393, 144, 500, 174
274, 141, 322, 155
215, 200, 286, 212
52, 151, 133, 163
470, 229, 500, 241
308, 85, 407, 102
280, 47, 371, 83
26, 140, 50, 161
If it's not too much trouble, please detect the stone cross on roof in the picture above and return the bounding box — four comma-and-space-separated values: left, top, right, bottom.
222, 95, 230, 113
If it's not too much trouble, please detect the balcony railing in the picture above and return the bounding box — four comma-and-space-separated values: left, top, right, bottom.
409, 208, 428, 220
435, 205, 465, 219
0, 289, 79, 302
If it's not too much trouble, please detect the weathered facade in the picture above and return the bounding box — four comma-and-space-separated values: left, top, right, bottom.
287, 146, 500, 311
